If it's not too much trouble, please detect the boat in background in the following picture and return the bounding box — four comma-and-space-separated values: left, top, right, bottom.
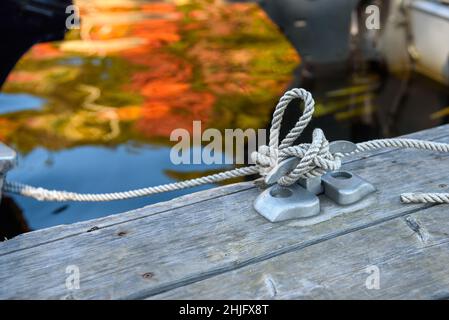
255, 0, 449, 85
382, 0, 449, 85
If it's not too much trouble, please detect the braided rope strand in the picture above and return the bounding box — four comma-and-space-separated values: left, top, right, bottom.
3, 88, 449, 204
401, 193, 449, 204
356, 138, 449, 153
3, 166, 259, 202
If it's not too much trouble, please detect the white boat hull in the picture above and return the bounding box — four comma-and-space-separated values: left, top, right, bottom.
410, 0, 449, 84
380, 0, 449, 85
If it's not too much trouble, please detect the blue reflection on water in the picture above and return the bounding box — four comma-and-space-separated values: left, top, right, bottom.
0, 93, 45, 114
7, 144, 229, 230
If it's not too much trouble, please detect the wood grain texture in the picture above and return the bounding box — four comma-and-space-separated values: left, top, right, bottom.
0, 124, 449, 299
152, 205, 449, 300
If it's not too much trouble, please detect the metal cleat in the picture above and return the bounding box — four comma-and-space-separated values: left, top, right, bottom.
254, 184, 320, 222
254, 140, 373, 222
298, 176, 323, 195
321, 171, 376, 205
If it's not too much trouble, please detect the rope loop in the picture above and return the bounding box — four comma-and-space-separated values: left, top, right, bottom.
251, 89, 341, 186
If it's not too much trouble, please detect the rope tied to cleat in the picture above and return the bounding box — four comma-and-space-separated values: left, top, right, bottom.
3, 88, 449, 203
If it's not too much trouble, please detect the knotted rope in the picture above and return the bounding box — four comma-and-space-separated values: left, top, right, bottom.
251, 88, 342, 185
3, 88, 449, 204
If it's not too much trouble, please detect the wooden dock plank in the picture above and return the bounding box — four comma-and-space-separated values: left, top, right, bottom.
0, 182, 254, 256
152, 205, 449, 300
0, 124, 448, 299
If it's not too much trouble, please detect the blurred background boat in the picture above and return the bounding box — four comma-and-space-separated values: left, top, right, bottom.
249, 0, 449, 85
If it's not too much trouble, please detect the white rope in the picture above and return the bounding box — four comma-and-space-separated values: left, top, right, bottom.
3, 167, 258, 202
3, 88, 449, 204
401, 193, 449, 204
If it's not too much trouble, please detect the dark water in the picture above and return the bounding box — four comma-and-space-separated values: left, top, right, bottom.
0, 1, 448, 237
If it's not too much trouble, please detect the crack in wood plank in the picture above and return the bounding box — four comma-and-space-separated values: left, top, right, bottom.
404, 216, 431, 244
264, 275, 278, 298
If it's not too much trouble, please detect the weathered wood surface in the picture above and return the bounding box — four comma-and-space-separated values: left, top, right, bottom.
0, 124, 449, 299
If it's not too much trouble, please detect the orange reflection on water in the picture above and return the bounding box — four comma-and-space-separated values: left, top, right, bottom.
2, 0, 299, 151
